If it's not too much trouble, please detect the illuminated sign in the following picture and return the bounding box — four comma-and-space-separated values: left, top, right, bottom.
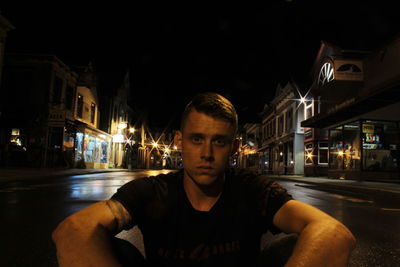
113, 134, 125, 143
334, 59, 363, 81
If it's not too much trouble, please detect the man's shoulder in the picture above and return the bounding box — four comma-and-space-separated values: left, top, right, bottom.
228, 168, 271, 185
113, 170, 182, 199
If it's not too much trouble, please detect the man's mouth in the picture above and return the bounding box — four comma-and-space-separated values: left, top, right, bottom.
197, 166, 213, 170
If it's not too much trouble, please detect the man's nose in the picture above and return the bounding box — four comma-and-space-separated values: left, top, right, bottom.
200, 142, 214, 162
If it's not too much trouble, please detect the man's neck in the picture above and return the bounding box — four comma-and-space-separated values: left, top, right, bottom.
183, 172, 225, 212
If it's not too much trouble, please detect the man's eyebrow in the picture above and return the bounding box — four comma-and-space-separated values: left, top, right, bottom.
186, 133, 231, 139
212, 134, 231, 140
187, 133, 205, 138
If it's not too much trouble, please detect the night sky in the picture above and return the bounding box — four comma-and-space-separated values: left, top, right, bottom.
1, 1, 400, 129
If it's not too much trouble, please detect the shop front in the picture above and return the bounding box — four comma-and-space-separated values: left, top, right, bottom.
328, 120, 399, 180
75, 127, 112, 169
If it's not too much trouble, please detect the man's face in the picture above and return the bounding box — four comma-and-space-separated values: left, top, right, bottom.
175, 110, 238, 187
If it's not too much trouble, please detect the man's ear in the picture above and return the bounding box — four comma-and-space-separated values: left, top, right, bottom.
174, 130, 182, 149
231, 138, 240, 155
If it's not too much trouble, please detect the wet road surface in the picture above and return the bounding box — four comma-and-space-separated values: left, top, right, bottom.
0, 171, 399, 266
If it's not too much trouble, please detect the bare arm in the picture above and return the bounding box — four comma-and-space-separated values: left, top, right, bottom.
273, 200, 356, 267
52, 200, 133, 267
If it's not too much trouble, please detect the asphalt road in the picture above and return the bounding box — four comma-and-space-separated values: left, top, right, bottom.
0, 170, 399, 266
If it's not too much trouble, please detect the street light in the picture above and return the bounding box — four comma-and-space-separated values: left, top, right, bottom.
129, 127, 135, 133
118, 122, 128, 129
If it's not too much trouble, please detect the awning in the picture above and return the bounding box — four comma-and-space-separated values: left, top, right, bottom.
302, 84, 400, 128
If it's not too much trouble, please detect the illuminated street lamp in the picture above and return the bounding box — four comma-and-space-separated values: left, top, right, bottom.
118, 122, 128, 129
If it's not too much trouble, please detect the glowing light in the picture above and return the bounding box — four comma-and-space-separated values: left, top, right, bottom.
338, 151, 344, 156
173, 145, 178, 150
152, 142, 158, 147
113, 134, 124, 143
279, 152, 283, 156
165, 148, 170, 154
307, 153, 313, 159
290, 160, 294, 164
118, 122, 127, 129
129, 128, 135, 133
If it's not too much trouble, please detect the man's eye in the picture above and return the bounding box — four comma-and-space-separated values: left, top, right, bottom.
192, 137, 202, 144
214, 139, 226, 146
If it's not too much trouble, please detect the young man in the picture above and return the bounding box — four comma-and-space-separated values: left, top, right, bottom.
52, 92, 356, 266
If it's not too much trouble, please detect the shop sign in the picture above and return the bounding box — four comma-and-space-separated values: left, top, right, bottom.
362, 124, 374, 133
334, 59, 363, 81
48, 109, 65, 127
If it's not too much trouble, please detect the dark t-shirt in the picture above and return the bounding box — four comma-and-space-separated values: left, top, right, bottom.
111, 169, 292, 266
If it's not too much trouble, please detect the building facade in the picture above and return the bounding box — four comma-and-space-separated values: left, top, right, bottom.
258, 82, 305, 175
302, 41, 400, 180
0, 54, 111, 168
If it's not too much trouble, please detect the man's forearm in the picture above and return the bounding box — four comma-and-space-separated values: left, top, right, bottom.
284, 220, 356, 267
52, 217, 122, 267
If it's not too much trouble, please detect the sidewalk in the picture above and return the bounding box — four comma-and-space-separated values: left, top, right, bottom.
265, 174, 400, 197
0, 167, 128, 184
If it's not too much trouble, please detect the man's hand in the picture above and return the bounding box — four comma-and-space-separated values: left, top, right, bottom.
52, 200, 133, 267
273, 200, 356, 267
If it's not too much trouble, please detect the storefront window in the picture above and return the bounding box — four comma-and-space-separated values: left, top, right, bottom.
75, 132, 83, 162
305, 143, 313, 165
329, 127, 343, 169
362, 121, 399, 171
318, 142, 328, 164
329, 123, 360, 170
343, 123, 360, 170
101, 141, 109, 163
94, 138, 101, 163
84, 135, 95, 163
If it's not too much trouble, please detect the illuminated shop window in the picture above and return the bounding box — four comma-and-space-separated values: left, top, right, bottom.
318, 142, 328, 164
305, 143, 313, 165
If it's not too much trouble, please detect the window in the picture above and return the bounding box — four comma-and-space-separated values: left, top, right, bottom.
318, 142, 328, 164
90, 102, 96, 124
77, 94, 83, 118
286, 109, 293, 132
305, 143, 313, 165
66, 85, 74, 110
278, 116, 283, 136
329, 123, 361, 170
272, 119, 275, 137
305, 100, 313, 120
53, 76, 63, 104
362, 121, 399, 171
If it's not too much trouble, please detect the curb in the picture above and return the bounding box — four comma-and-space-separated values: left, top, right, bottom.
265, 176, 400, 198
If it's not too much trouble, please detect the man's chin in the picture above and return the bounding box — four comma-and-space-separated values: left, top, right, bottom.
191, 172, 221, 186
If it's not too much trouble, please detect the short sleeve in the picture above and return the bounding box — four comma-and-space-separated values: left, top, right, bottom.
259, 179, 293, 234
110, 178, 156, 228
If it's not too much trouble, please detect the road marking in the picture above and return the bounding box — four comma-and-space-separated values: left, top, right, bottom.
381, 208, 400, 211
330, 193, 373, 203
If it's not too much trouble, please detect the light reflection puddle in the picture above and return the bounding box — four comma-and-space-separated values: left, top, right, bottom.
329, 193, 374, 204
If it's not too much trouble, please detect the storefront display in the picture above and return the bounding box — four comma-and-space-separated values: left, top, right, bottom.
329, 120, 399, 173
362, 121, 399, 171
74, 129, 111, 168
